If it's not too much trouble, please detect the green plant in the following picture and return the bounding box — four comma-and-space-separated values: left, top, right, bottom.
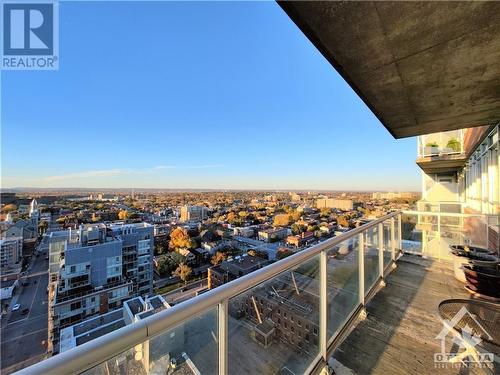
446, 138, 461, 152
425, 142, 439, 148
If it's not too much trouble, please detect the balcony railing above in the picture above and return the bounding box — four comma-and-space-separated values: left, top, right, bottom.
16, 212, 403, 375
417, 129, 465, 158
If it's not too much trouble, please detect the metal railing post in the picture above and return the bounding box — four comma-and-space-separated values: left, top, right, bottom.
390, 217, 396, 261
378, 223, 384, 278
398, 212, 403, 256
437, 213, 441, 260
218, 299, 228, 375
319, 250, 328, 363
358, 233, 365, 305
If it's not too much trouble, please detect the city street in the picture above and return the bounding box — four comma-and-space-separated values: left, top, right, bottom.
1, 244, 49, 374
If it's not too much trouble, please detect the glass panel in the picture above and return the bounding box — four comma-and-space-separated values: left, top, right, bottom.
228, 256, 320, 374
364, 227, 379, 294
402, 212, 490, 260
401, 213, 422, 255
327, 236, 359, 338
394, 215, 401, 253
82, 308, 219, 375
382, 221, 392, 269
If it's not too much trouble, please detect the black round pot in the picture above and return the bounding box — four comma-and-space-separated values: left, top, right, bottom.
463, 265, 500, 298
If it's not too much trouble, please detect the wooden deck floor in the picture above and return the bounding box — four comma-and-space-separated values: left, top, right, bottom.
332, 254, 494, 375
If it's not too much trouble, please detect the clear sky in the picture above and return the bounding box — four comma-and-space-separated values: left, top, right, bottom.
1, 1, 420, 191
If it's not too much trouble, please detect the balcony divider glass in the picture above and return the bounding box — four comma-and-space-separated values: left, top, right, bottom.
15, 212, 402, 375
401, 211, 491, 260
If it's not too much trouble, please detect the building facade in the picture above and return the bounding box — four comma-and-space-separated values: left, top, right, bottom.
47, 222, 154, 354
316, 199, 355, 211
0, 237, 22, 269
180, 205, 208, 222
414, 124, 499, 254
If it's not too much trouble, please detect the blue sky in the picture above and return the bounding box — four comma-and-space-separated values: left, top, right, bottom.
1, 1, 420, 191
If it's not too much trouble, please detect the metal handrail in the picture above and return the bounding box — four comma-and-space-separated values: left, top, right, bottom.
402, 210, 489, 218
16, 211, 401, 375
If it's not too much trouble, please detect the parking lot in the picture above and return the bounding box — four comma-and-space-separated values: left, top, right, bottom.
1, 247, 49, 373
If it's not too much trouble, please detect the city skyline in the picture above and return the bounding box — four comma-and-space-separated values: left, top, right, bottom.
1, 1, 420, 191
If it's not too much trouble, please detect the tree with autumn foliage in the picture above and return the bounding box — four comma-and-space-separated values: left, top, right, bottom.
273, 214, 291, 227
169, 227, 195, 250
211, 251, 226, 266
118, 210, 129, 220
337, 215, 350, 228
2, 204, 17, 213
173, 263, 192, 283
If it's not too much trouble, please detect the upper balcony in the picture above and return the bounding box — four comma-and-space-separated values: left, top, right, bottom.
416, 130, 467, 174
14, 211, 499, 375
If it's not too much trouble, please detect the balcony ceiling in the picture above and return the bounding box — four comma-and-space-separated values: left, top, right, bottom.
278, 1, 500, 138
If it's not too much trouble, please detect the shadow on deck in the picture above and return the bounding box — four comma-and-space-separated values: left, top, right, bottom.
332, 254, 495, 375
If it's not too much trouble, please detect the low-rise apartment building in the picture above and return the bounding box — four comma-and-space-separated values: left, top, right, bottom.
208, 254, 270, 289
286, 231, 315, 248
0, 236, 22, 269
258, 227, 288, 243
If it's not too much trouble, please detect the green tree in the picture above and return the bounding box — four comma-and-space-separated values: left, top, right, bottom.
291, 223, 305, 235
320, 208, 331, 218
156, 252, 185, 276
276, 248, 293, 260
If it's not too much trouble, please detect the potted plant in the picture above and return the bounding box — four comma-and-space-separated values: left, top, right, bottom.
446, 138, 461, 153
424, 142, 439, 155
449, 245, 498, 282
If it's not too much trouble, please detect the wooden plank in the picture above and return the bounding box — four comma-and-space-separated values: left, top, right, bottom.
331, 254, 488, 374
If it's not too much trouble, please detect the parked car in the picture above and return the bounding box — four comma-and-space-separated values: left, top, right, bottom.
12, 304, 20, 311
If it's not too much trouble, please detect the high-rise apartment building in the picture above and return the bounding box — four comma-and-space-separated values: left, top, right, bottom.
180, 205, 208, 222
47, 222, 154, 354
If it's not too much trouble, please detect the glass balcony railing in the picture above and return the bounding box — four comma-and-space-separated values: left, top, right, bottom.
15, 212, 403, 375
417, 129, 465, 158
401, 210, 493, 260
